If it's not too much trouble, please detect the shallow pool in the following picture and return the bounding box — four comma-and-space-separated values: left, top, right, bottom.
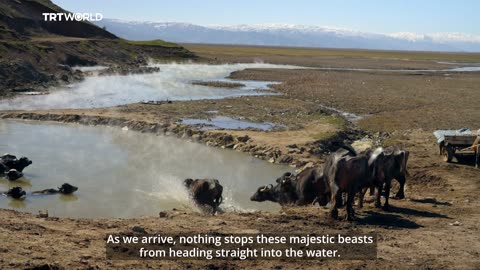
0, 120, 291, 218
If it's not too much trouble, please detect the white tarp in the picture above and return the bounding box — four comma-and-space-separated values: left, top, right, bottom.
433, 128, 472, 144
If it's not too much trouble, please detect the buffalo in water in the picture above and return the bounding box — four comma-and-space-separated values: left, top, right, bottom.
32, 183, 79, 195
251, 167, 329, 207
184, 178, 223, 214
1, 187, 26, 199
5, 169, 23, 181
1, 154, 32, 173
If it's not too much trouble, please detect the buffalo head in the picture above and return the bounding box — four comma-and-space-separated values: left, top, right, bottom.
58, 183, 78, 194
184, 178, 194, 188
6, 169, 23, 181
7, 187, 26, 199
250, 184, 274, 202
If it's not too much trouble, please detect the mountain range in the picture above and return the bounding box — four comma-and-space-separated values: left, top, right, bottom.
94, 19, 480, 52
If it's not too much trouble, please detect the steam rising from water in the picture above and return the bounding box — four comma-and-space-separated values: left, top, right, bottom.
0, 63, 303, 110
0, 120, 290, 218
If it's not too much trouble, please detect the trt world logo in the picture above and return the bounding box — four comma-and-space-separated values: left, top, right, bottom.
42, 13, 103, 22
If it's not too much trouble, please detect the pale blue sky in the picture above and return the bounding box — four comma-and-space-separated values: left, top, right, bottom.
52, 0, 478, 34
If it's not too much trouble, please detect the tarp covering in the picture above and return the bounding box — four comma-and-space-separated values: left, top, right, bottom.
433, 128, 472, 144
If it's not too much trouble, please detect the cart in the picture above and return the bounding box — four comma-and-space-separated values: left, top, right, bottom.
439, 134, 477, 162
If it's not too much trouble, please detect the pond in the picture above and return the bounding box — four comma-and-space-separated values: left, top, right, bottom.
0, 120, 292, 218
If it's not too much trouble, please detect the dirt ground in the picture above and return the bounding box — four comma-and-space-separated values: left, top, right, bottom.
1, 48, 480, 269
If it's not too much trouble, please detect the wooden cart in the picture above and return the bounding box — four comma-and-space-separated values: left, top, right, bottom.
439, 134, 477, 162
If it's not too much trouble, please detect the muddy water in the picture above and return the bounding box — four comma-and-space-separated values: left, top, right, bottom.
0, 120, 291, 218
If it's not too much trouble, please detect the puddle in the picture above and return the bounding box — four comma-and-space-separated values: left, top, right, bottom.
182, 116, 279, 131
318, 104, 364, 122
0, 120, 291, 218
437, 61, 480, 66
444, 66, 480, 72
0, 63, 302, 110
72, 65, 109, 72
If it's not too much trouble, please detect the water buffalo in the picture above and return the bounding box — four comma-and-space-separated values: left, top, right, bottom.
250, 179, 298, 206
1, 155, 32, 173
5, 169, 23, 181
184, 178, 223, 214
386, 146, 410, 199
251, 168, 329, 207
32, 183, 78, 195
280, 168, 329, 206
324, 146, 374, 221
359, 146, 410, 210
4, 187, 26, 199
252, 172, 301, 205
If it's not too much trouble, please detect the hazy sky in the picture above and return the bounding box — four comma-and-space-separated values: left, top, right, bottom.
52, 0, 478, 35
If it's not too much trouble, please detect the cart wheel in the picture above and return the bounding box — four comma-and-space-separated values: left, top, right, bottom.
442, 145, 454, 162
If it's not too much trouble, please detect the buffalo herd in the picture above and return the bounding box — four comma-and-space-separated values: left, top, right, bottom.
1, 154, 78, 199
251, 145, 409, 221
186, 145, 409, 221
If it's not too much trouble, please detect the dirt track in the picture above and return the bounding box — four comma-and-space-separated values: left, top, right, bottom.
1, 53, 480, 269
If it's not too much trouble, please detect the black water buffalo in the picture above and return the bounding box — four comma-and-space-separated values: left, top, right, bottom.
3, 187, 26, 199
251, 167, 329, 207
273, 172, 301, 204
324, 146, 375, 221
1, 154, 32, 173
362, 146, 409, 210
5, 169, 23, 181
386, 146, 410, 199
250, 179, 298, 206
184, 178, 223, 214
32, 183, 78, 195
280, 167, 329, 206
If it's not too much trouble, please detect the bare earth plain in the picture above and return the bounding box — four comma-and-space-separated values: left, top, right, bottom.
1, 45, 480, 269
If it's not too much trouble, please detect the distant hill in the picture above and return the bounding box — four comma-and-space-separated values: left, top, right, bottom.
0, 0, 116, 40
95, 19, 480, 52
0, 0, 194, 97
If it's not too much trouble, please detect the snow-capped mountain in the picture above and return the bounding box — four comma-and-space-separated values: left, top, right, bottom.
94, 19, 480, 52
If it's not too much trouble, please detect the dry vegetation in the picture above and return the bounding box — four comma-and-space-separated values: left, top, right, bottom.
185, 43, 480, 68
